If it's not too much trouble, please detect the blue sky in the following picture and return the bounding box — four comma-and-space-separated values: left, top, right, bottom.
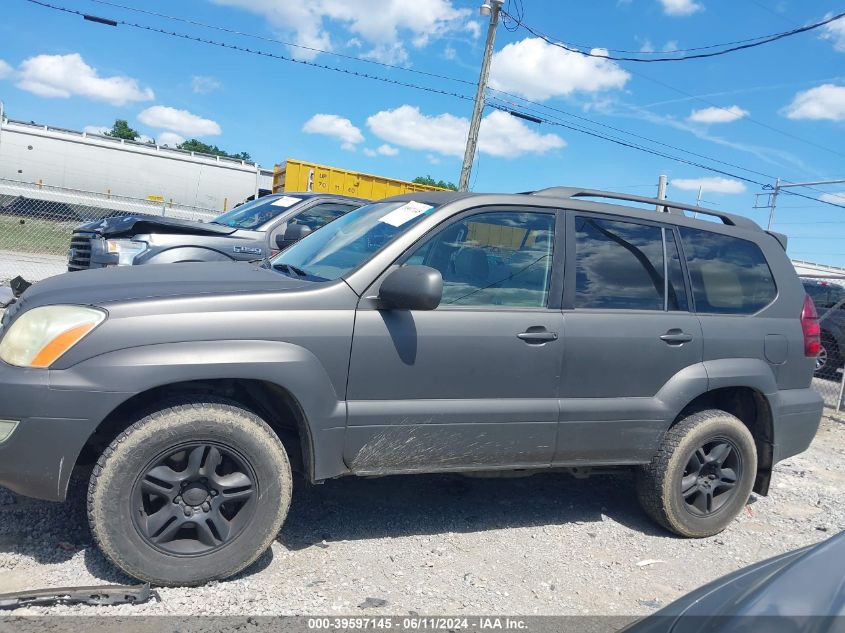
1, 0, 844, 265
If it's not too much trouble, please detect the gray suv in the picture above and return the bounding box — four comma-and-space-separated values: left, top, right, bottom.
0, 188, 824, 586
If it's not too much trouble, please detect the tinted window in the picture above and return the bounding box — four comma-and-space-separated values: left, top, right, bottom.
680, 227, 776, 314
575, 217, 665, 310
212, 195, 304, 229
666, 230, 689, 311
406, 211, 555, 307
290, 203, 357, 231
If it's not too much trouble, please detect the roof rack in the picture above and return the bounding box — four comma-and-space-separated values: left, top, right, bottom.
528, 187, 758, 229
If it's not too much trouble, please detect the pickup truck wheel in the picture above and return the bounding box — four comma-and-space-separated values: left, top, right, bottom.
88, 399, 292, 587
814, 334, 842, 380
636, 410, 756, 538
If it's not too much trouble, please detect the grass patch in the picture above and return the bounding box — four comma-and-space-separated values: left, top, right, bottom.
0, 215, 74, 255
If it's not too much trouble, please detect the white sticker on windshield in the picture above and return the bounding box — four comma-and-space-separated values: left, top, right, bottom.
271, 196, 301, 207
378, 201, 433, 227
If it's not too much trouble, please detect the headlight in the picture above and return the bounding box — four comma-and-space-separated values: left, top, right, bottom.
106, 239, 147, 266
0, 305, 105, 368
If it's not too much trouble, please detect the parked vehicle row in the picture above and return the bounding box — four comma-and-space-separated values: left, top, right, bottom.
0, 187, 824, 586
67, 193, 366, 271
802, 278, 845, 380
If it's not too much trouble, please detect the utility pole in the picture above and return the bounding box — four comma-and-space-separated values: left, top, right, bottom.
459, 0, 504, 192
758, 177, 845, 230
656, 174, 668, 212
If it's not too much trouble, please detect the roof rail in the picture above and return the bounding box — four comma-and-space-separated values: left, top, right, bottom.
528, 187, 758, 229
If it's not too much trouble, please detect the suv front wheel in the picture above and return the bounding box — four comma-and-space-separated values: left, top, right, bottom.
88, 398, 292, 586
636, 410, 756, 538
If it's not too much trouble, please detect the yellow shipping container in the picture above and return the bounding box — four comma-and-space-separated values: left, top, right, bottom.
272, 159, 449, 201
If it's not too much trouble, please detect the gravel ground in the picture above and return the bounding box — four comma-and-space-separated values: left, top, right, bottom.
0, 412, 842, 618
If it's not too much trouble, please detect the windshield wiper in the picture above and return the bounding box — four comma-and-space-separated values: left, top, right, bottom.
273, 262, 308, 277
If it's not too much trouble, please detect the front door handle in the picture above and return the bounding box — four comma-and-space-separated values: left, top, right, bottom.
518, 328, 558, 344
660, 329, 694, 345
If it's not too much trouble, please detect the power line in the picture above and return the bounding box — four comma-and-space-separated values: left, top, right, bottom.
624, 68, 845, 160
55, 0, 845, 169
502, 8, 845, 62
83, 0, 477, 88
24, 0, 845, 213
23, 0, 476, 103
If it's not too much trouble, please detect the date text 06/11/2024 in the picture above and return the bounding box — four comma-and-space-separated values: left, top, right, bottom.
306, 617, 528, 630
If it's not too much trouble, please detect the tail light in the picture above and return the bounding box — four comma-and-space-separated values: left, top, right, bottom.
801, 294, 821, 357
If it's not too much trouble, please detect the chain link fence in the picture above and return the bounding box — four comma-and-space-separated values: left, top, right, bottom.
0, 178, 218, 283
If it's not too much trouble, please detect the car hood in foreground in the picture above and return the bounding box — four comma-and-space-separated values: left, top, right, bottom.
12, 262, 313, 313
625, 530, 845, 632
77, 214, 238, 238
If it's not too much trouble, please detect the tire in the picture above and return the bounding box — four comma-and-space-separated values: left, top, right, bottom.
88, 398, 292, 586
814, 333, 842, 381
636, 409, 756, 538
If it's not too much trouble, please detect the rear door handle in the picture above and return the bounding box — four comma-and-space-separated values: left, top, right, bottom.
518, 328, 558, 344
660, 330, 693, 345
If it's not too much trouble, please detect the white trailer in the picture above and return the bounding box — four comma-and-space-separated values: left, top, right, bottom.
0, 116, 273, 212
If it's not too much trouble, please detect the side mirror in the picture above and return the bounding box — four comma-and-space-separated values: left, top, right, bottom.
378, 265, 443, 311
276, 223, 312, 250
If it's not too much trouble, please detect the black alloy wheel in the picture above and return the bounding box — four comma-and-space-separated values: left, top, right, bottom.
680, 438, 742, 517
131, 442, 257, 556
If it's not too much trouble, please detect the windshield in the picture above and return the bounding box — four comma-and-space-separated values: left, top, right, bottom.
212, 195, 304, 229
270, 200, 437, 281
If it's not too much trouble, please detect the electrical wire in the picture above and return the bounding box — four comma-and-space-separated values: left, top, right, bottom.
22, 0, 845, 211
501, 8, 845, 62
61, 1, 845, 163
83, 0, 477, 87
23, 0, 476, 103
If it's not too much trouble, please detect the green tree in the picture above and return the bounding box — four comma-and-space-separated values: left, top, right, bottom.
413, 175, 458, 191
105, 119, 140, 140
178, 138, 251, 161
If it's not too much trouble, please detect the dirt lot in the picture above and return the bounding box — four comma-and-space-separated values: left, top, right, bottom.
0, 411, 842, 617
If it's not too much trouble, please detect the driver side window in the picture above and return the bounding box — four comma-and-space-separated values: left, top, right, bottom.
404, 210, 555, 308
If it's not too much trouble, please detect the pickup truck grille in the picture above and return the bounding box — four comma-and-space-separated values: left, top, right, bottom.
67, 232, 94, 271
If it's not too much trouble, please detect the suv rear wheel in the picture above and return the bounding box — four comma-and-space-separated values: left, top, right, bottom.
88, 399, 292, 586
636, 409, 756, 538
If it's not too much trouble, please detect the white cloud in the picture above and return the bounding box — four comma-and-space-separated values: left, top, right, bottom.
659, 0, 703, 16
157, 131, 186, 147
302, 114, 364, 150
83, 125, 110, 136
671, 177, 747, 194
211, 0, 477, 62
820, 14, 845, 52
639, 40, 679, 54
489, 38, 630, 101
784, 84, 845, 121
191, 75, 221, 94
376, 143, 399, 156
688, 105, 749, 124
0, 59, 12, 80
15, 53, 154, 105
366, 105, 565, 158
820, 192, 845, 205
138, 106, 222, 136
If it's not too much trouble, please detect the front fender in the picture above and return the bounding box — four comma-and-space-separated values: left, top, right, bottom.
51, 340, 348, 481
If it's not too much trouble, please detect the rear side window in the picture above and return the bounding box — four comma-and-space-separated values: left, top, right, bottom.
575, 217, 665, 310
680, 227, 776, 314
